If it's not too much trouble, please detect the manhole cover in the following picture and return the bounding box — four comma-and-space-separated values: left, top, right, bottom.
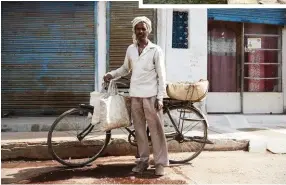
237, 128, 267, 132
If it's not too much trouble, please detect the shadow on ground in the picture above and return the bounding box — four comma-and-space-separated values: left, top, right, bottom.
2, 163, 189, 184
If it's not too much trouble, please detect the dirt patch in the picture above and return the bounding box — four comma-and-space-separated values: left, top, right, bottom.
4, 162, 186, 184
1, 156, 141, 168
2, 160, 60, 168
277, 126, 286, 129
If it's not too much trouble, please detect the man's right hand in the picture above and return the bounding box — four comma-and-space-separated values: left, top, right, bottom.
103, 74, 113, 82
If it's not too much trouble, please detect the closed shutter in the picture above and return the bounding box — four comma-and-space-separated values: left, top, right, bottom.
1, 2, 96, 115
109, 1, 157, 87
208, 9, 286, 25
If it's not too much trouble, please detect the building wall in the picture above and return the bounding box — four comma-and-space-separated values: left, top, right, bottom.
157, 8, 208, 113
283, 26, 286, 113
157, 9, 208, 83
157, 8, 285, 114
97, 1, 107, 91
100, 7, 285, 114
100, 7, 208, 85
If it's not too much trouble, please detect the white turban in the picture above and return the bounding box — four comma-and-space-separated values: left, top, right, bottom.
131, 16, 152, 44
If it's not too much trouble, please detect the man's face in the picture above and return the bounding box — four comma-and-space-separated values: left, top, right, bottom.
135, 22, 149, 41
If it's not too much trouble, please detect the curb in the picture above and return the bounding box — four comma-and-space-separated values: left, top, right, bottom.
1, 137, 249, 161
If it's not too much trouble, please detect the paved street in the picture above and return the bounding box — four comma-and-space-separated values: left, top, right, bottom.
2, 151, 286, 184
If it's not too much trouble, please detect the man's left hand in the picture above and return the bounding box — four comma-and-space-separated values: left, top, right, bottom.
155, 99, 163, 111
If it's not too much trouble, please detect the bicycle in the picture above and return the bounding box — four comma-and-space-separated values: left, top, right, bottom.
47, 77, 211, 168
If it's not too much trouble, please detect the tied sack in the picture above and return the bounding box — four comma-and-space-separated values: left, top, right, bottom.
166, 79, 209, 102
99, 79, 131, 131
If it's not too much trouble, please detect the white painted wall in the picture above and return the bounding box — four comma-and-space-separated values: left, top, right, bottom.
97, 1, 107, 91
162, 9, 208, 83
207, 93, 241, 113
243, 93, 284, 114
157, 9, 208, 114
282, 27, 286, 113
157, 9, 285, 114
157, 9, 167, 59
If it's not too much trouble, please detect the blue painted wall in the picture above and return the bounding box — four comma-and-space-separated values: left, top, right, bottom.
208, 9, 286, 25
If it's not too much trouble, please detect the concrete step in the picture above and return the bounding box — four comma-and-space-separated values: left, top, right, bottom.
1, 132, 249, 161
2, 115, 286, 161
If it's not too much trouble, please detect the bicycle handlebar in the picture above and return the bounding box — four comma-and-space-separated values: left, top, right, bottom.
115, 81, 129, 87
103, 76, 129, 89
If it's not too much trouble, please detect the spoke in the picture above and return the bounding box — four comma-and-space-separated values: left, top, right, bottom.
78, 115, 86, 134
182, 139, 201, 152
182, 121, 201, 135
64, 117, 77, 131
54, 131, 73, 136
178, 109, 184, 132
120, 128, 129, 135
53, 127, 77, 140
88, 129, 103, 133
166, 106, 207, 163
54, 120, 75, 134
180, 109, 188, 133
74, 115, 79, 135
62, 130, 77, 137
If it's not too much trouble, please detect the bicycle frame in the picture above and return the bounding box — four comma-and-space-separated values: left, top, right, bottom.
76, 98, 206, 144
77, 77, 210, 144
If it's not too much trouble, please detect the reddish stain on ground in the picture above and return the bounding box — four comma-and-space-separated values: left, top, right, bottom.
10, 163, 186, 184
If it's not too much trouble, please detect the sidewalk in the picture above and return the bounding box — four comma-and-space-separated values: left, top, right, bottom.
1, 114, 286, 160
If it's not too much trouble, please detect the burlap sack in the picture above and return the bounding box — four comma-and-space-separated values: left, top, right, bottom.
166, 80, 209, 102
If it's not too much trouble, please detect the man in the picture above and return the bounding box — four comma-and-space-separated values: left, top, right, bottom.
103, 16, 169, 176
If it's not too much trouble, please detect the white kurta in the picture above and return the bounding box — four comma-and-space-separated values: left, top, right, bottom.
108, 41, 166, 102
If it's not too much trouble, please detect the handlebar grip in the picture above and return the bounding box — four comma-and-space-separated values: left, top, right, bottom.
116, 81, 128, 87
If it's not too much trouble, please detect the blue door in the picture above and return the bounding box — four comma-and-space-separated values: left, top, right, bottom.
1, 2, 97, 115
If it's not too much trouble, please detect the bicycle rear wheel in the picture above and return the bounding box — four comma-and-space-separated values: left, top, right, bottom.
163, 104, 208, 164
47, 107, 111, 167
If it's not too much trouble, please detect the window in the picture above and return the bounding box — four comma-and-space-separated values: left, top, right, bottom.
244, 23, 282, 92
172, 11, 188, 49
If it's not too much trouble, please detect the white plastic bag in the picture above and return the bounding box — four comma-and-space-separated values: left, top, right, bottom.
90, 78, 131, 131
89, 85, 107, 125
99, 79, 131, 131
90, 92, 102, 125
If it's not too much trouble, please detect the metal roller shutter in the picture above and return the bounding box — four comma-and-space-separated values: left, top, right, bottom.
108, 1, 157, 87
1, 2, 96, 115
208, 9, 286, 25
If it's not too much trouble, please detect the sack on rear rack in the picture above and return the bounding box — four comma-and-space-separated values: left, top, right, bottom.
166, 79, 209, 102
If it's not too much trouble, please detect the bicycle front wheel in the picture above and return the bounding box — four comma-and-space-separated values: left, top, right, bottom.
47, 107, 111, 167
163, 105, 208, 164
